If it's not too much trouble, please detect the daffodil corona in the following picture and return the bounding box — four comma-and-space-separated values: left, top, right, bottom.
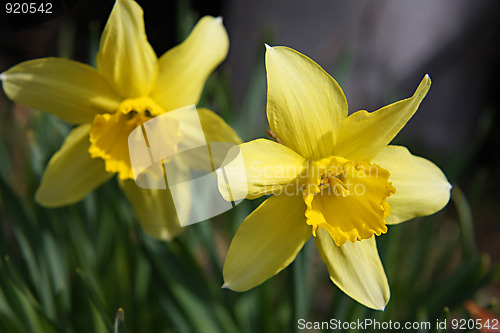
221, 46, 451, 310
1, 0, 240, 240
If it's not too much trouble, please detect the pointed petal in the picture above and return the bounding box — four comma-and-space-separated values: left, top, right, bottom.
1, 58, 121, 124
223, 195, 310, 291
315, 229, 390, 310
217, 139, 306, 201
150, 16, 229, 111
96, 0, 158, 97
335, 75, 431, 160
170, 107, 241, 155
176, 108, 242, 173
372, 145, 451, 224
35, 124, 113, 207
120, 179, 184, 241
198, 108, 241, 144
163, 158, 192, 228
265, 46, 347, 160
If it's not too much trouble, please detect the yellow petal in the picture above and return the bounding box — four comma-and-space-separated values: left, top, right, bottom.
35, 124, 113, 207
150, 16, 229, 111
163, 158, 193, 227
1, 58, 121, 124
217, 139, 306, 201
265, 46, 348, 160
314, 228, 390, 310
119, 179, 184, 241
198, 108, 241, 144
335, 75, 431, 160
176, 108, 242, 173
223, 194, 310, 291
372, 145, 451, 224
96, 0, 158, 97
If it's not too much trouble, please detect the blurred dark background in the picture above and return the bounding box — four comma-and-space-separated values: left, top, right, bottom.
2, 0, 499, 153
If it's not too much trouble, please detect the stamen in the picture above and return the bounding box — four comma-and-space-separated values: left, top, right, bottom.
127, 110, 138, 120
266, 129, 283, 145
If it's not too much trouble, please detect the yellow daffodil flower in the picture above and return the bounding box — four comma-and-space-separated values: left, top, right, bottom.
221, 46, 451, 310
0, 0, 240, 240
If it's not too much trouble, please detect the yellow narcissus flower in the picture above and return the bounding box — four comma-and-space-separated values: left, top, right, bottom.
0, 0, 240, 240
221, 46, 451, 310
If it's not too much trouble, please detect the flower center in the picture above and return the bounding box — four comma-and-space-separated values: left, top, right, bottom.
89, 96, 180, 180
303, 156, 396, 246
116, 96, 164, 118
